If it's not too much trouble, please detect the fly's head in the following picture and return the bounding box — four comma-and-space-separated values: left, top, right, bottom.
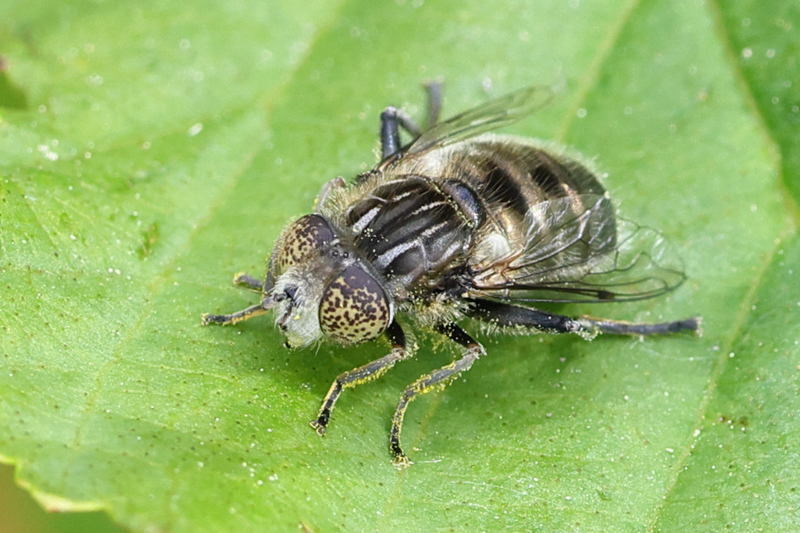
265, 214, 394, 349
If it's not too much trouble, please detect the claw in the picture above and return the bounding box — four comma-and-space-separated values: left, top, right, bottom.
309, 419, 327, 436
392, 453, 412, 469
201, 313, 221, 326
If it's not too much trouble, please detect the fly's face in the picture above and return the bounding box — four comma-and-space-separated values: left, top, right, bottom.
269, 266, 325, 349
266, 214, 334, 348
265, 214, 393, 348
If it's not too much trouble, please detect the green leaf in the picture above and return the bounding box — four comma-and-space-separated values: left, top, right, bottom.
1, 0, 798, 531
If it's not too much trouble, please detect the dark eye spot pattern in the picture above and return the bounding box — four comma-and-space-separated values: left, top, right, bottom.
275, 214, 335, 273
319, 264, 391, 344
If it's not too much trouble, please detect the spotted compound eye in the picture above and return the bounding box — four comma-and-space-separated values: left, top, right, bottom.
273, 214, 335, 275
319, 264, 392, 344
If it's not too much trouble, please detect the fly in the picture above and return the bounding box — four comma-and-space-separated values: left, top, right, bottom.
202, 83, 700, 466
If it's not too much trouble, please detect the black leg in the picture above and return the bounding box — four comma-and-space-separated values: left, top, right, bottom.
379, 82, 444, 159
310, 320, 412, 435
389, 322, 485, 466
232, 272, 263, 291
380, 107, 422, 159
379, 107, 401, 159
579, 316, 701, 336
466, 298, 700, 337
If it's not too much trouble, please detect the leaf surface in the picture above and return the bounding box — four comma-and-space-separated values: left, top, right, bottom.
0, 0, 798, 531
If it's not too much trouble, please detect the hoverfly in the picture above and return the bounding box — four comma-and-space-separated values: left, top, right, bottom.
202, 84, 699, 466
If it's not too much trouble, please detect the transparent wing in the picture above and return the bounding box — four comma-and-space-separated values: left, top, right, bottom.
404, 86, 554, 156
469, 195, 687, 303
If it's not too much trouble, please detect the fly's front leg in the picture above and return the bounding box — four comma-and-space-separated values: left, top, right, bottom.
232, 272, 264, 291
310, 320, 412, 435
202, 271, 271, 324
201, 303, 268, 326
390, 322, 485, 466
466, 298, 700, 337
314, 176, 347, 210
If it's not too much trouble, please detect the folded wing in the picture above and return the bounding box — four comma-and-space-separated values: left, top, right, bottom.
469, 195, 687, 303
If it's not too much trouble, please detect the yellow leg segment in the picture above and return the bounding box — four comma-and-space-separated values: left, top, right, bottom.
310, 320, 411, 435
201, 303, 267, 326
390, 322, 484, 466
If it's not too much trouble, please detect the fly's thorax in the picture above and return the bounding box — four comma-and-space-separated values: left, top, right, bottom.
265, 214, 394, 348
342, 175, 478, 290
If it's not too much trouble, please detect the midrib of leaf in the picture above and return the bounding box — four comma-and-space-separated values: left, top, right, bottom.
13, 0, 352, 513
3, 108, 265, 276
645, 230, 791, 531
381, 0, 644, 518
0, 102, 256, 172
644, 0, 797, 529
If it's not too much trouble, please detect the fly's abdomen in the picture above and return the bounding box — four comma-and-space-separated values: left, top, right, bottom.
456, 140, 607, 221
444, 139, 615, 263
345, 176, 476, 287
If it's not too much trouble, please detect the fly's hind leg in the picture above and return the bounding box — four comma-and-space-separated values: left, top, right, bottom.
577, 316, 701, 336
379, 81, 444, 159
380, 107, 422, 158
465, 298, 701, 337
310, 320, 413, 435
390, 322, 485, 467
423, 81, 443, 127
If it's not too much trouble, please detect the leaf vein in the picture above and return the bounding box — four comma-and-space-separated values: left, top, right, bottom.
644, 230, 792, 531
